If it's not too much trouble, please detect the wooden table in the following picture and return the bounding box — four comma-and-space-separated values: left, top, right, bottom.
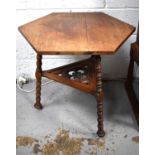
19, 13, 135, 137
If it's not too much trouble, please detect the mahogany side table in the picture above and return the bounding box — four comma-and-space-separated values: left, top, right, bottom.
19, 13, 135, 137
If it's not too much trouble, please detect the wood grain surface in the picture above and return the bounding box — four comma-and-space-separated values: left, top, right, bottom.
19, 12, 135, 55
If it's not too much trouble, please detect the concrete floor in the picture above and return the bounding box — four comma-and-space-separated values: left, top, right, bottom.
16, 80, 139, 155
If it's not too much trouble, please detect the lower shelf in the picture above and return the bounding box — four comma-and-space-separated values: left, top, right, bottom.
42, 57, 97, 94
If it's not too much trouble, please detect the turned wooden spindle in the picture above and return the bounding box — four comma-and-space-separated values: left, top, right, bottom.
94, 55, 105, 137
34, 54, 43, 109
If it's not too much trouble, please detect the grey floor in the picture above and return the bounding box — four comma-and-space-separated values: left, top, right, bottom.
16, 80, 139, 155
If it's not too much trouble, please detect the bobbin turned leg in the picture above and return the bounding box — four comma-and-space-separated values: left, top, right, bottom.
34, 54, 43, 110
95, 55, 105, 137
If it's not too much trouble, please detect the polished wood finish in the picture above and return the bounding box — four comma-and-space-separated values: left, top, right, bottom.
19, 12, 135, 137
19, 13, 135, 55
125, 26, 139, 125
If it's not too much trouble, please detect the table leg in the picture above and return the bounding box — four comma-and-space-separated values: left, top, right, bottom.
95, 55, 105, 137
34, 54, 43, 110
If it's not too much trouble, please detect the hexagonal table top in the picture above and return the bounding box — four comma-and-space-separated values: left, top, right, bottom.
19, 12, 135, 55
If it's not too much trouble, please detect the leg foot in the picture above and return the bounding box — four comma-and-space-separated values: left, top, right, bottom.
34, 103, 43, 110
97, 130, 105, 137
